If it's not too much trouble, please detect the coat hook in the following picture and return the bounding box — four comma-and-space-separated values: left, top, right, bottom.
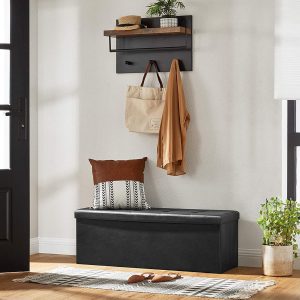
149, 60, 160, 71
125, 61, 133, 65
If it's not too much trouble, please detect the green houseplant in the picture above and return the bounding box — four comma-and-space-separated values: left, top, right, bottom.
146, 0, 185, 28
257, 197, 300, 276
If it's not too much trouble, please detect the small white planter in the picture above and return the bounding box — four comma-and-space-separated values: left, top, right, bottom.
262, 245, 293, 276
160, 17, 178, 28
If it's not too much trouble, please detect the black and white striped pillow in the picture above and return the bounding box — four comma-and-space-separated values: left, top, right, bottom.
93, 180, 150, 209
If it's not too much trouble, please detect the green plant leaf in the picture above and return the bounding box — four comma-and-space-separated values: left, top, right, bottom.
146, 0, 185, 17
257, 196, 300, 257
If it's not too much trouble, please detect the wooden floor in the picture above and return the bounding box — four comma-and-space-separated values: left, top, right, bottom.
0, 254, 300, 299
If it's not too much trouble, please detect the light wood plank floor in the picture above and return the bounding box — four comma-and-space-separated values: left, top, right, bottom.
0, 254, 300, 299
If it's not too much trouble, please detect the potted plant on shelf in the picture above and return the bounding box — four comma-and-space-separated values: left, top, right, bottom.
146, 0, 185, 28
257, 197, 300, 276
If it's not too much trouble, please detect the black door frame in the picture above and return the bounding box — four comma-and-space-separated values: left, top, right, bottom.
0, 0, 29, 272
287, 100, 297, 200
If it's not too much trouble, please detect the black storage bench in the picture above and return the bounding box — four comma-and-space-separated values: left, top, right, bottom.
75, 208, 239, 273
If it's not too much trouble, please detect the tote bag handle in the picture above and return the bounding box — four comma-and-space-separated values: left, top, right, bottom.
141, 60, 163, 89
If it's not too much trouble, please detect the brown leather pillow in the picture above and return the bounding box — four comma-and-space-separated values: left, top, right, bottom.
89, 157, 150, 210
89, 157, 147, 184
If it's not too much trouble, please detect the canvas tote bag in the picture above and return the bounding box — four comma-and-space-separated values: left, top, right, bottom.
126, 61, 166, 134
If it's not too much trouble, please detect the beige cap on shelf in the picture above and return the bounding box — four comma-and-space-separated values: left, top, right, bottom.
114, 15, 142, 31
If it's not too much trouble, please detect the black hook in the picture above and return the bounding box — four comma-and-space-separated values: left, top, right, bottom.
125, 61, 133, 65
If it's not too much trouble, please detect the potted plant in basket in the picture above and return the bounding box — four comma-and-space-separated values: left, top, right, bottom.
146, 0, 185, 28
257, 197, 300, 276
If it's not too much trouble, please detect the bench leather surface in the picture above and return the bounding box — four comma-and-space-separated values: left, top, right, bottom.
75, 208, 239, 224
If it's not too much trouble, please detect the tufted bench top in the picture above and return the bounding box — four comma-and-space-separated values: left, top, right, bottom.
75, 208, 239, 225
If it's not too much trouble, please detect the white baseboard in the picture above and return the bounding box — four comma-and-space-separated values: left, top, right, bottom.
38, 237, 76, 255
238, 248, 262, 267
30, 239, 300, 270
30, 237, 39, 255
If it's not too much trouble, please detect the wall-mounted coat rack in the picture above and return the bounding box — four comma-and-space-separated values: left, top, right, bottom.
103, 15, 192, 73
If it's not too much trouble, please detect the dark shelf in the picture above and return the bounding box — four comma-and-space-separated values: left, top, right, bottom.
104, 26, 191, 38
103, 15, 193, 73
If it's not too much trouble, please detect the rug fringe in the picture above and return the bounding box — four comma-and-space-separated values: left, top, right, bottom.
13, 266, 72, 283
13, 273, 51, 283
227, 280, 276, 299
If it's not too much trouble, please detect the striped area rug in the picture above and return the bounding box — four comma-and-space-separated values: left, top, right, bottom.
14, 267, 275, 299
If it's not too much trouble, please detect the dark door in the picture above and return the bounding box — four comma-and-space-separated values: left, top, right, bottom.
0, 0, 29, 272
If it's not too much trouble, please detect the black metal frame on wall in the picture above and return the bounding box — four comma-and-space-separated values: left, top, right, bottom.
106, 15, 193, 73
287, 100, 297, 200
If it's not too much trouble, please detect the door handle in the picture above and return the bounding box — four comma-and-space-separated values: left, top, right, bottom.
0, 105, 10, 110
5, 109, 21, 117
1, 98, 28, 140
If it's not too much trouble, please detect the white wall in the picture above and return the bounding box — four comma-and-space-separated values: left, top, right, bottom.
36, 0, 283, 266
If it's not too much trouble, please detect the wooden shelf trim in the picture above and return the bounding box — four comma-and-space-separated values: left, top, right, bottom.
104, 26, 191, 38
